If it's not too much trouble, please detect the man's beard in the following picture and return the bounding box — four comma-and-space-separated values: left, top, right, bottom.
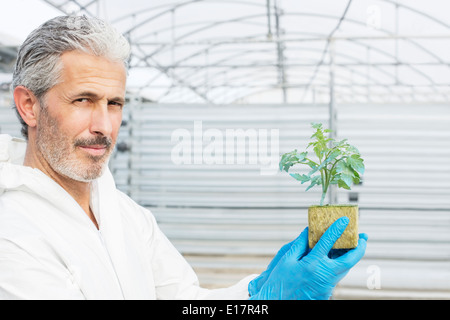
36, 106, 114, 183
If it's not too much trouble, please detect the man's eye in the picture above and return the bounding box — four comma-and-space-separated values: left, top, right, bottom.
109, 101, 124, 108
74, 98, 90, 103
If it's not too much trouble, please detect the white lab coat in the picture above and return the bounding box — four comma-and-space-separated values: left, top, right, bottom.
0, 135, 255, 300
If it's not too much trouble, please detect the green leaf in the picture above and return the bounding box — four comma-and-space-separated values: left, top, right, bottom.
352, 171, 361, 185
345, 145, 360, 155
279, 150, 308, 172
347, 154, 365, 174
306, 160, 319, 171
289, 173, 311, 184
306, 175, 322, 192
335, 139, 348, 148
336, 161, 355, 189
338, 179, 351, 190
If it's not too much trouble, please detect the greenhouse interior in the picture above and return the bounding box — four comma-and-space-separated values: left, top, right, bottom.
0, 0, 450, 300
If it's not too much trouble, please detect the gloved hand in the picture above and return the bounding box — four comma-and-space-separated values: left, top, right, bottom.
249, 217, 368, 300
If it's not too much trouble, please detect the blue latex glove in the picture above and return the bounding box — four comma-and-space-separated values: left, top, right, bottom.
249, 217, 368, 300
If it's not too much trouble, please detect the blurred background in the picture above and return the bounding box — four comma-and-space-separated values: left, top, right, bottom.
1, 0, 450, 299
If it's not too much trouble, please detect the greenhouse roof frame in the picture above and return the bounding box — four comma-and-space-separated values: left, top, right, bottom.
22, 0, 450, 104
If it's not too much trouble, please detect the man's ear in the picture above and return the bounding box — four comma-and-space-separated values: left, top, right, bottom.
13, 86, 40, 129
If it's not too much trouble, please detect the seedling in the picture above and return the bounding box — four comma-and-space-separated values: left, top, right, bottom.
279, 122, 365, 206
280, 123, 365, 249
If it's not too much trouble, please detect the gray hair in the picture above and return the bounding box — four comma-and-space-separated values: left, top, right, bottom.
12, 15, 131, 139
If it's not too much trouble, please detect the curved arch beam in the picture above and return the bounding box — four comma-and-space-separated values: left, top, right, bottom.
132, 10, 446, 92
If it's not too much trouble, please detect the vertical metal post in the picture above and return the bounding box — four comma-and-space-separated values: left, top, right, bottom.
171, 9, 176, 65
367, 47, 371, 102
266, 0, 273, 40
274, 0, 287, 103
395, 1, 399, 85
328, 39, 338, 205
127, 95, 136, 198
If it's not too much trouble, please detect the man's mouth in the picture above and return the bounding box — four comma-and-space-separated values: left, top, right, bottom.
75, 137, 112, 158
78, 145, 108, 157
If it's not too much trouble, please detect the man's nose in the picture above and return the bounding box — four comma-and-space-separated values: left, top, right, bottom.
90, 103, 113, 137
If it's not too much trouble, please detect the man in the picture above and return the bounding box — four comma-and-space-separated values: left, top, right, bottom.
0, 16, 367, 300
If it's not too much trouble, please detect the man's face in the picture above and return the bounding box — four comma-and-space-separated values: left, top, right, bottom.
35, 50, 127, 182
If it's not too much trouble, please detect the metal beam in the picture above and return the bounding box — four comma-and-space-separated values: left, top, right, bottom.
274, 0, 287, 103
134, 44, 214, 104
42, 0, 98, 16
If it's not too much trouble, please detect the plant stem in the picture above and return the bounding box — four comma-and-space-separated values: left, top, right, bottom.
321, 169, 329, 205
320, 191, 326, 206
